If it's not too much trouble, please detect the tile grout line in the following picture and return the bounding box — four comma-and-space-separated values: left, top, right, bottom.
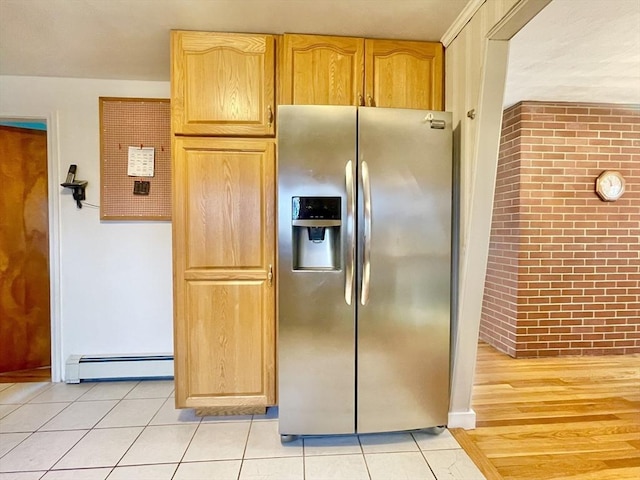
52, 382, 160, 473
40, 393, 121, 433
237, 416, 254, 480
40, 426, 92, 474
111, 390, 176, 470
302, 435, 306, 480
413, 431, 440, 480
2, 382, 494, 479
46, 383, 141, 475
1, 385, 85, 469
0, 382, 54, 407
80, 385, 130, 431
28, 382, 93, 405
0, 429, 32, 461
358, 434, 373, 480
170, 408, 202, 479
1, 382, 188, 478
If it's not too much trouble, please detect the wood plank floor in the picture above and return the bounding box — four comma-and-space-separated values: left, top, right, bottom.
452, 342, 640, 480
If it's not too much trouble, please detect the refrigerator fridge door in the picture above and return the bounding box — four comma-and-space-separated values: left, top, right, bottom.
278, 105, 358, 435
356, 107, 452, 433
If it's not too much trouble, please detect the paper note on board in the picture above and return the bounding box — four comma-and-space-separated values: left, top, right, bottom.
127, 146, 155, 177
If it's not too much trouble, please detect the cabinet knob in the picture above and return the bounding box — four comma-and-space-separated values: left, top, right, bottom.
267, 106, 274, 127
366, 95, 375, 107
358, 93, 364, 106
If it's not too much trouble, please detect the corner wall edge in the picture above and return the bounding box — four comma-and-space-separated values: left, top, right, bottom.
441, 0, 485, 47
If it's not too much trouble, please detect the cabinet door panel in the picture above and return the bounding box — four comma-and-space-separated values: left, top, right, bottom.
365, 39, 443, 110
172, 137, 276, 409
185, 50, 262, 123
186, 280, 268, 398
184, 149, 264, 269
281, 34, 364, 106
172, 31, 275, 136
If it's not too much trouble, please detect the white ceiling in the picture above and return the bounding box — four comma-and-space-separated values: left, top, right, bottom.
0, 0, 468, 80
505, 0, 640, 107
0, 0, 639, 107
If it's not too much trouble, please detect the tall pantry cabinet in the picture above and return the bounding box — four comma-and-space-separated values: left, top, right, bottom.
171, 31, 276, 413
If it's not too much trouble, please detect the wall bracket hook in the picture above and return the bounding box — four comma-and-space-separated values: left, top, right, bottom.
61, 181, 88, 209
61, 164, 88, 208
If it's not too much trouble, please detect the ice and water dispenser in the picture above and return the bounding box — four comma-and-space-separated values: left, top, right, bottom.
291, 196, 341, 270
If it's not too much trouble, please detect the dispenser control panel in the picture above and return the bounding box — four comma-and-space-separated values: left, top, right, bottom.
291, 196, 342, 270
292, 196, 341, 220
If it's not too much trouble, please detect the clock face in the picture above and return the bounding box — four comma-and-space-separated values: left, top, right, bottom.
596, 171, 625, 201
605, 175, 623, 195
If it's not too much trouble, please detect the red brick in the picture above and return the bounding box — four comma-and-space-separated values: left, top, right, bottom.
481, 101, 639, 358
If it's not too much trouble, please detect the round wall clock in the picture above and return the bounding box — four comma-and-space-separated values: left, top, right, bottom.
595, 170, 625, 202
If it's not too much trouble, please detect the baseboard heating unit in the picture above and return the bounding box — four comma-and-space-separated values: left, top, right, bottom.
65, 354, 174, 383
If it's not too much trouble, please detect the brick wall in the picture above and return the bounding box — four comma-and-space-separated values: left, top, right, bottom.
481, 102, 640, 357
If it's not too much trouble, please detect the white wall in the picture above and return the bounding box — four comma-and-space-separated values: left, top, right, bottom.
0, 76, 172, 380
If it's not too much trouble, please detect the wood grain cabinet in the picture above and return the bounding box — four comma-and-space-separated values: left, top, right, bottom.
280, 34, 443, 110
171, 31, 276, 136
280, 34, 365, 106
172, 137, 276, 412
364, 39, 443, 110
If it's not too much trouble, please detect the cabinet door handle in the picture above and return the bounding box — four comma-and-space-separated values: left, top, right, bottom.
268, 264, 273, 287
267, 105, 274, 127
366, 94, 375, 107
358, 93, 364, 106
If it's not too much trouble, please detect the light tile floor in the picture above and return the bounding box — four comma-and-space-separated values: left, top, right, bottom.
0, 380, 486, 480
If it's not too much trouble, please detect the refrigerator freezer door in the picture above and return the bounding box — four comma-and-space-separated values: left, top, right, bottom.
278, 105, 358, 435
356, 107, 452, 433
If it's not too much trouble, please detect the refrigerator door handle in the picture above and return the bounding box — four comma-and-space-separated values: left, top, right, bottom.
361, 160, 371, 306
345, 160, 356, 305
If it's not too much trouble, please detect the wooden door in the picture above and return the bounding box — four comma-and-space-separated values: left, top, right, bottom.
0, 126, 51, 374
172, 137, 275, 411
281, 34, 365, 106
171, 31, 276, 136
365, 39, 444, 110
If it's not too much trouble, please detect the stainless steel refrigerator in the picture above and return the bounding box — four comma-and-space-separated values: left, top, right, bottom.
277, 105, 452, 437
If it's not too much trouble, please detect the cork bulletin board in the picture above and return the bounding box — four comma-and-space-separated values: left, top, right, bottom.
100, 97, 171, 220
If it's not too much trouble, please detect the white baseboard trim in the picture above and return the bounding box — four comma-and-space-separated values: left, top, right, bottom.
65, 354, 174, 383
448, 409, 477, 429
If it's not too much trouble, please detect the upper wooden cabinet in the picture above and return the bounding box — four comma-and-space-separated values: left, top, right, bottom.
365, 39, 443, 110
280, 34, 364, 106
280, 34, 443, 111
171, 31, 276, 136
